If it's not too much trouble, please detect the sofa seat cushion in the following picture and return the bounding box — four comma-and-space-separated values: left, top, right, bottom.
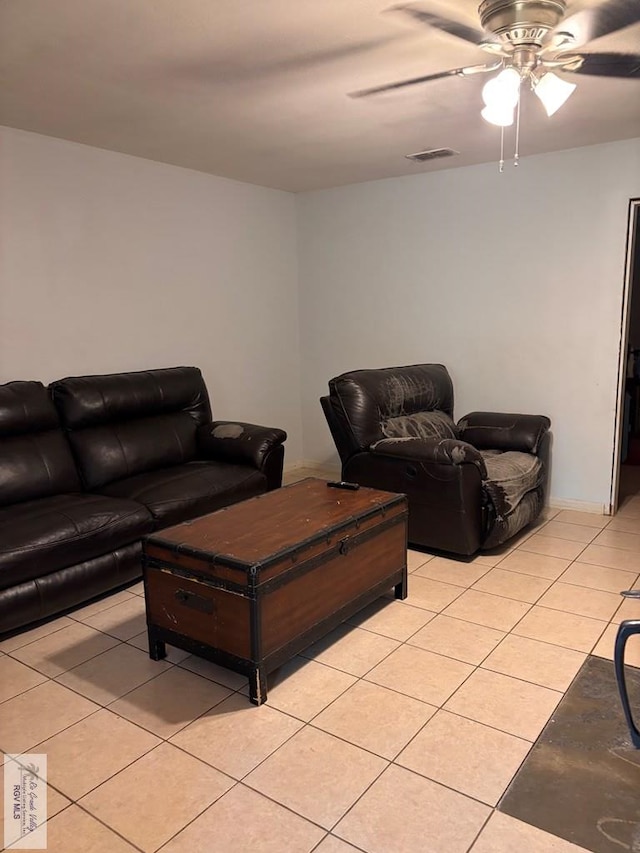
99, 460, 267, 527
480, 450, 543, 519
0, 494, 154, 590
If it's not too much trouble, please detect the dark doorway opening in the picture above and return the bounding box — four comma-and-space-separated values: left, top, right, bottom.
616, 200, 640, 509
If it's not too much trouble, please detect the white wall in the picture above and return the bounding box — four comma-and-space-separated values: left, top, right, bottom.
0, 126, 303, 462
297, 139, 640, 508
3, 127, 639, 506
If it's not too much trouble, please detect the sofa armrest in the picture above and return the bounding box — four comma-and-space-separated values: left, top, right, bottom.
457, 412, 550, 454
370, 437, 487, 478
197, 422, 287, 471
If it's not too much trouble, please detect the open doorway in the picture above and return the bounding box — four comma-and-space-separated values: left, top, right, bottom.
612, 198, 640, 512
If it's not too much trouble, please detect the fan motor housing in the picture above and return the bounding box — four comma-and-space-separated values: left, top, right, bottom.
478, 0, 567, 46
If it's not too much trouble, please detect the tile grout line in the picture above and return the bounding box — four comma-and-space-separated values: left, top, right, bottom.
2, 505, 638, 850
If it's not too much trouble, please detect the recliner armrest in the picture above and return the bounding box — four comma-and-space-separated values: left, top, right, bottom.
370, 437, 487, 477
197, 422, 287, 470
457, 412, 550, 454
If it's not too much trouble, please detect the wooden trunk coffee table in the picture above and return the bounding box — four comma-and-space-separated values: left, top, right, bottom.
142, 478, 408, 704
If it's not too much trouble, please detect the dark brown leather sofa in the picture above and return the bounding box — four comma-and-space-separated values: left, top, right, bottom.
0, 367, 286, 635
321, 363, 550, 556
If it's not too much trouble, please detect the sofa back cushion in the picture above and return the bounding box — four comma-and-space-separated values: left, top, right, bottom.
382, 410, 459, 441
0, 381, 81, 506
329, 364, 454, 451
51, 367, 212, 490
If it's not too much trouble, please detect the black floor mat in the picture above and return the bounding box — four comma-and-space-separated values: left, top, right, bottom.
499, 655, 640, 853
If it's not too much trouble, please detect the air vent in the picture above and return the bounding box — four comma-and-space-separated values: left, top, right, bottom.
405, 147, 459, 163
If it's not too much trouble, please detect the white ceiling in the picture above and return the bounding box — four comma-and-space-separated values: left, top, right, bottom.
1, 0, 639, 192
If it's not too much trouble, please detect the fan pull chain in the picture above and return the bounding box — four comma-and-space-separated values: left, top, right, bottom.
499, 125, 505, 173
514, 92, 521, 167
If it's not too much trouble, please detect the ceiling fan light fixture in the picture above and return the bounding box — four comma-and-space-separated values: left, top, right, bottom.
481, 67, 520, 125
481, 103, 515, 126
533, 71, 576, 116
481, 67, 521, 109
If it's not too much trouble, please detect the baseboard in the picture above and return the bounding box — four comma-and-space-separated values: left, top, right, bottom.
284, 459, 341, 476
547, 497, 609, 515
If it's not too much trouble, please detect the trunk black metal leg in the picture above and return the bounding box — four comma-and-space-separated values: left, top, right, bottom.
148, 628, 167, 661
249, 666, 267, 705
394, 567, 408, 600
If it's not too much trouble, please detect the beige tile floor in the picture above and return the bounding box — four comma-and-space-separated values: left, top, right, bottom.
1, 466, 640, 852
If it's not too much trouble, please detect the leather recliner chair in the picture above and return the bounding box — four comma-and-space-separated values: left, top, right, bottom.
321, 363, 551, 556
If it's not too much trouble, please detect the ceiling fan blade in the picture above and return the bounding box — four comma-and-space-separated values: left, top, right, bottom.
557, 0, 640, 46
173, 37, 405, 84
561, 51, 640, 77
388, 3, 488, 46
349, 63, 498, 97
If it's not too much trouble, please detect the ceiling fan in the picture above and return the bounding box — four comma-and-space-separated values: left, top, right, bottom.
351, 0, 640, 130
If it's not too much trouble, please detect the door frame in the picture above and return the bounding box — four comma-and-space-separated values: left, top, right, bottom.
610, 197, 640, 514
